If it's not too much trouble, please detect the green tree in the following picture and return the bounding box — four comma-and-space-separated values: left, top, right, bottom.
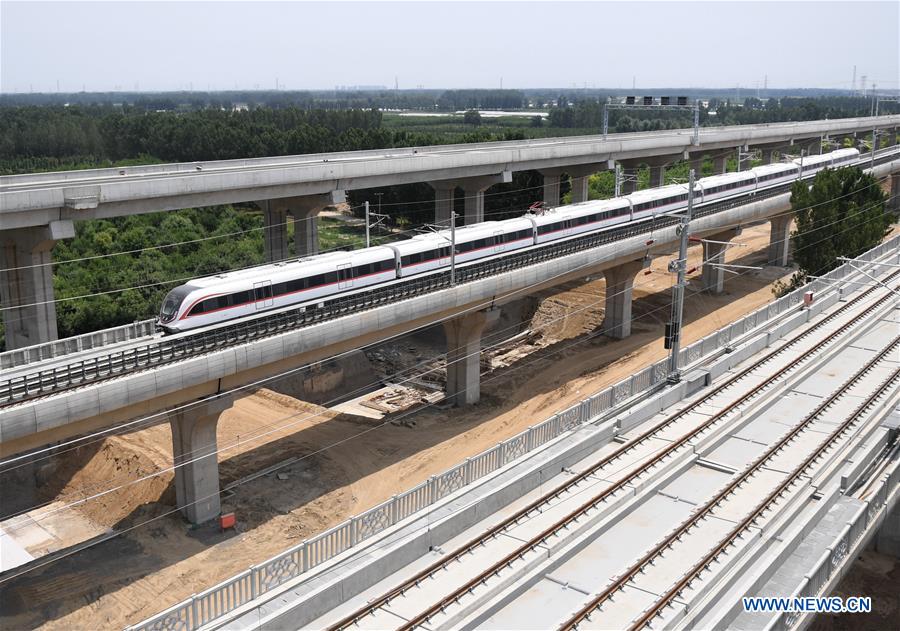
774, 167, 891, 296
463, 110, 482, 126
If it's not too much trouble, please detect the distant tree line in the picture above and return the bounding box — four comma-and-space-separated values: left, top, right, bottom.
545, 96, 898, 130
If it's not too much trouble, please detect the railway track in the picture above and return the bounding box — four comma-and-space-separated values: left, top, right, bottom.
4, 149, 897, 408
561, 336, 900, 631
325, 268, 898, 630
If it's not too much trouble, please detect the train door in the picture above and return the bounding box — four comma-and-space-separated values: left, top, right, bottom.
337, 263, 353, 290
253, 280, 273, 309
493, 231, 504, 253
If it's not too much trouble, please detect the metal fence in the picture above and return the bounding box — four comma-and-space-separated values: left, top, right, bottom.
8, 147, 900, 405
763, 461, 900, 631
0, 319, 157, 370
127, 234, 899, 631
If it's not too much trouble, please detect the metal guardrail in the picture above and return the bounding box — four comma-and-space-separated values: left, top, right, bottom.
763, 460, 900, 631
0, 319, 157, 370
4, 148, 899, 406
126, 234, 900, 631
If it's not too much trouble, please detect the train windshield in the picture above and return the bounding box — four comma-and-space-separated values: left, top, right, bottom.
159, 287, 192, 322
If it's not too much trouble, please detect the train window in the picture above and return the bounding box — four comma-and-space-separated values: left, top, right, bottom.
230, 290, 252, 306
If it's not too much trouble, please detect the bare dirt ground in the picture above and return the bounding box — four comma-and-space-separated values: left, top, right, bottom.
809, 550, 900, 631
0, 221, 873, 630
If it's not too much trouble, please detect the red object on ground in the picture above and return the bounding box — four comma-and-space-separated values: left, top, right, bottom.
219, 512, 236, 531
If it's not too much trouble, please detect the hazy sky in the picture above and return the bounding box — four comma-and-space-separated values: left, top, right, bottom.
1, 1, 897, 93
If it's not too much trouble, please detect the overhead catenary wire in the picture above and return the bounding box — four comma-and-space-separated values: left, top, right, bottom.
2, 205, 894, 547
2, 187, 895, 476
0, 149, 893, 319
0, 141, 828, 276
2, 223, 895, 588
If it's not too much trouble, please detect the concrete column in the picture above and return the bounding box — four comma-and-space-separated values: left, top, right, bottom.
620, 166, 638, 195
712, 154, 728, 175
459, 173, 511, 225
768, 214, 793, 266
736, 147, 751, 171
803, 138, 821, 156
566, 164, 606, 204
443, 308, 500, 406
429, 182, 456, 227
602, 258, 650, 339
258, 201, 289, 263
690, 157, 706, 177
430, 173, 511, 226
888, 173, 900, 213
0, 221, 74, 350
257, 192, 344, 260
539, 168, 565, 207
293, 209, 319, 258
701, 228, 741, 294
620, 155, 678, 192
169, 397, 233, 525
875, 503, 900, 558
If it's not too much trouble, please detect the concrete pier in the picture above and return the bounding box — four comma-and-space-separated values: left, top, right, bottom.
539, 168, 565, 207
875, 503, 900, 557
430, 174, 510, 226
429, 181, 456, 227
443, 308, 500, 406
619, 165, 639, 195
459, 174, 511, 225
712, 154, 728, 175
602, 258, 650, 339
690, 156, 706, 177
169, 397, 233, 525
767, 214, 793, 266
259, 201, 289, 263
648, 164, 665, 188
257, 192, 344, 260
0, 221, 74, 350
701, 228, 741, 294
567, 164, 606, 204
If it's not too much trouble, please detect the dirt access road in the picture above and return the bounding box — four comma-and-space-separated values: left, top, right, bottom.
2, 222, 822, 629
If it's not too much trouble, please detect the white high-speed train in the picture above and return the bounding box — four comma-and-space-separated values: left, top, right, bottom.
158, 147, 859, 332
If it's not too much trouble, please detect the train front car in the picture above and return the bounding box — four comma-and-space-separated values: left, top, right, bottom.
157, 285, 199, 333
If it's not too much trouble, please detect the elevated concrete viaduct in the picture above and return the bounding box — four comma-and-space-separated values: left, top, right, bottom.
2, 116, 898, 350
3, 154, 898, 524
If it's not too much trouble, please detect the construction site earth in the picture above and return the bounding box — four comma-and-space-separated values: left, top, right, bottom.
1, 218, 898, 631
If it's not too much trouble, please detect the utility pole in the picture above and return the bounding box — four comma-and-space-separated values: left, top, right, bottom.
693, 100, 700, 145
851, 65, 856, 95
602, 97, 610, 138
614, 164, 622, 197
871, 129, 877, 169
450, 211, 457, 287
665, 168, 695, 383
365, 201, 371, 248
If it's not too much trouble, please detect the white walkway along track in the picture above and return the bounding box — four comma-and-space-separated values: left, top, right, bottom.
310, 265, 900, 630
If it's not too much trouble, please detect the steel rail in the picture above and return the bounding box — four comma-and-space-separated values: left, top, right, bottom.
561, 337, 900, 631
2, 150, 897, 407
326, 272, 898, 631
